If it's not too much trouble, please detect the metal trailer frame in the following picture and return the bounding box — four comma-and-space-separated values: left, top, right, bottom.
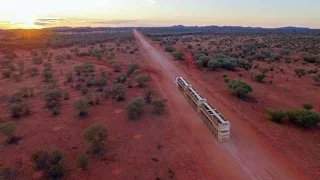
175, 77, 230, 142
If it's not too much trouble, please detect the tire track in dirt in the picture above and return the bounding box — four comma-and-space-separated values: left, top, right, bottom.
133, 29, 304, 180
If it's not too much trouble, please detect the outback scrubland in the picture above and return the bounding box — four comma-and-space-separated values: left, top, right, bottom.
141, 26, 320, 178
0, 28, 172, 180
1, 26, 320, 179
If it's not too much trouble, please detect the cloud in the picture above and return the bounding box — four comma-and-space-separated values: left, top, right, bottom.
32, 18, 139, 27
91, 20, 138, 25
147, 0, 156, 3
34, 18, 68, 26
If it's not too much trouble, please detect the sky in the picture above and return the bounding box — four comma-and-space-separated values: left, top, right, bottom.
0, 0, 319, 29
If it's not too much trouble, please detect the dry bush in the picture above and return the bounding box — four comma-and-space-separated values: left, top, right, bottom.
73, 97, 90, 117
83, 124, 107, 154
126, 97, 146, 120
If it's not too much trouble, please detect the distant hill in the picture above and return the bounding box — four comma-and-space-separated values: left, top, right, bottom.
277, 26, 310, 30
169, 25, 313, 31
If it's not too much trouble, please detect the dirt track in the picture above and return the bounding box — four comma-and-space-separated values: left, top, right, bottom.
134, 29, 304, 180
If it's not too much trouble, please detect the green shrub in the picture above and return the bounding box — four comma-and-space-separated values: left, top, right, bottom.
2, 69, 12, 78
11, 73, 22, 82
31, 151, 49, 170
27, 67, 39, 76
254, 74, 265, 83
0, 121, 17, 143
172, 51, 185, 60
127, 62, 139, 76
7, 63, 16, 71
9, 102, 30, 118
73, 97, 90, 117
165, 46, 175, 52
76, 153, 89, 170
302, 102, 313, 110
31, 149, 65, 179
83, 124, 107, 154
32, 56, 43, 64
81, 86, 89, 95
237, 59, 252, 70
111, 62, 121, 72
228, 80, 253, 98
9, 92, 23, 104
294, 68, 306, 78
114, 73, 127, 84
42, 88, 62, 109
92, 78, 107, 91
135, 74, 150, 87
43, 70, 53, 82
198, 56, 211, 67
133, 69, 142, 76
286, 109, 320, 128
207, 60, 221, 70
19, 87, 34, 98
126, 97, 146, 120
110, 83, 126, 101
266, 109, 286, 123
195, 60, 204, 68
0, 167, 13, 180
61, 92, 69, 100
151, 99, 165, 115
65, 72, 73, 83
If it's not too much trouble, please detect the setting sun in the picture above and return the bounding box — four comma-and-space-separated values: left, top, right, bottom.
9, 14, 38, 28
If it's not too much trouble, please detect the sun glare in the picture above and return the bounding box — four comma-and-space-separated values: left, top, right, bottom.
9, 14, 38, 29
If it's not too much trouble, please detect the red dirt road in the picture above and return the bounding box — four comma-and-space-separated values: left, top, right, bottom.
134, 30, 304, 180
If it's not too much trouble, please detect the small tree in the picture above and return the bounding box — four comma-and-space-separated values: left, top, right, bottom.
302, 102, 313, 110
9, 102, 30, 118
135, 74, 150, 88
266, 109, 286, 123
0, 121, 17, 143
76, 153, 89, 170
43, 70, 53, 82
151, 99, 166, 115
126, 97, 146, 120
110, 83, 126, 101
228, 80, 253, 98
172, 51, 185, 60
73, 98, 90, 117
42, 88, 62, 110
83, 124, 107, 154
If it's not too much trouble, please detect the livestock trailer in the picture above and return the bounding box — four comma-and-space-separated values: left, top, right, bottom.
175, 77, 230, 142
